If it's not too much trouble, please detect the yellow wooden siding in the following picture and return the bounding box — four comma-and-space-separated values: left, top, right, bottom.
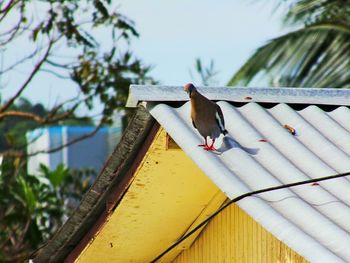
75, 128, 225, 262
173, 201, 309, 263
73, 127, 307, 263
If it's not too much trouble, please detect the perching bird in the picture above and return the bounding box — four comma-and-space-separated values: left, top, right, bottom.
184, 83, 228, 151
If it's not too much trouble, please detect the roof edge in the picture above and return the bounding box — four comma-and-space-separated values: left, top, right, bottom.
33, 105, 156, 263
126, 85, 350, 107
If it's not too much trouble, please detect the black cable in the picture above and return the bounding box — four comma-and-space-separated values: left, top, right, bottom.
151, 171, 350, 262
255, 194, 343, 207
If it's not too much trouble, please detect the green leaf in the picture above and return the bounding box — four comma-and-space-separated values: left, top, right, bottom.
17, 175, 37, 213
47, 163, 69, 188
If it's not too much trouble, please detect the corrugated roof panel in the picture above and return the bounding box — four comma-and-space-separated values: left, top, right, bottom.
270, 104, 350, 172
303, 106, 350, 156
220, 103, 350, 234
329, 107, 350, 132
148, 101, 350, 263
238, 103, 350, 205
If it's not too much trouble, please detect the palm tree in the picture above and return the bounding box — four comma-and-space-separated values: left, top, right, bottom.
228, 0, 350, 88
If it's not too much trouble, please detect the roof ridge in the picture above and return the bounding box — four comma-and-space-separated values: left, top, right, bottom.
126, 85, 350, 108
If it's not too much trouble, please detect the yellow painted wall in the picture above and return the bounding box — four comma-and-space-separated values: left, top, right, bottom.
74, 127, 307, 263
173, 201, 308, 263
75, 128, 225, 262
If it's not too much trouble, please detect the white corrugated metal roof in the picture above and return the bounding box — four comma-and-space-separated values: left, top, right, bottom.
126, 85, 350, 107
128, 86, 350, 263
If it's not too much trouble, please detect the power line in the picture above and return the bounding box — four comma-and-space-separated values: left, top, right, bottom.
151, 171, 350, 262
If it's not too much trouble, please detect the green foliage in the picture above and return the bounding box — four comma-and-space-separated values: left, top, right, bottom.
0, 158, 95, 262
0, 98, 93, 154
0, 1, 152, 262
0, 98, 44, 152
39, 163, 69, 188
71, 49, 153, 123
0, 0, 155, 142
229, 0, 350, 88
280, 0, 350, 26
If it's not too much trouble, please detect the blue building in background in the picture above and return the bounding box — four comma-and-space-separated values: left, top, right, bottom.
26, 126, 121, 175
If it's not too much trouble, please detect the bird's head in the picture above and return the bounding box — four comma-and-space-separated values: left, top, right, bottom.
183, 83, 196, 97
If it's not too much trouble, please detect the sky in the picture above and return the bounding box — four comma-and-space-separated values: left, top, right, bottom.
0, 1, 288, 114
118, 0, 287, 85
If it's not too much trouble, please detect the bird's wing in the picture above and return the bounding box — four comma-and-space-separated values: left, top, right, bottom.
192, 120, 197, 129
215, 104, 227, 134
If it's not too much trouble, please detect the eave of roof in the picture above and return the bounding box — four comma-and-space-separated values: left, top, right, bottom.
33, 105, 156, 263
126, 85, 350, 108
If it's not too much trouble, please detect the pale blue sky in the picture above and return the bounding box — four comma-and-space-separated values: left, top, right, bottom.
119, 0, 287, 85
1, 1, 288, 114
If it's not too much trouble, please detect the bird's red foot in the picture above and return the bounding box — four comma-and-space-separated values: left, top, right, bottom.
197, 144, 216, 151
203, 145, 217, 151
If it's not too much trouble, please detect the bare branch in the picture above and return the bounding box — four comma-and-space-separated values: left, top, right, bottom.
17, 219, 31, 248
0, 0, 18, 22
0, 106, 97, 160
46, 96, 80, 118
46, 59, 74, 69
0, 19, 23, 45
0, 46, 42, 74
0, 149, 24, 158
0, 120, 105, 158
0, 111, 46, 123
39, 122, 103, 155
46, 96, 90, 123
32, 122, 103, 156
0, 41, 53, 113
0, 99, 80, 124
0, 0, 16, 13
0, 9, 32, 45
0, 20, 31, 39
40, 68, 71, 79
0, 110, 73, 124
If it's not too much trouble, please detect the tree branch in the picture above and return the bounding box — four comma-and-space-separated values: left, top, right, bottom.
0, 18, 24, 45
0, 0, 18, 22
46, 59, 74, 69
0, 0, 16, 13
0, 7, 32, 45
0, 90, 83, 123
40, 68, 71, 80
0, 101, 80, 124
0, 120, 105, 157
0, 41, 53, 113
0, 46, 43, 74
0, 111, 46, 123
35, 122, 103, 156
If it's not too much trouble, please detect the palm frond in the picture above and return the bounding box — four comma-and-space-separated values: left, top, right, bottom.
263, 0, 350, 25
286, 0, 350, 25
228, 23, 350, 88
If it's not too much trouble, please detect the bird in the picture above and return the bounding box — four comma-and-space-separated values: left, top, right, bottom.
183, 83, 228, 151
